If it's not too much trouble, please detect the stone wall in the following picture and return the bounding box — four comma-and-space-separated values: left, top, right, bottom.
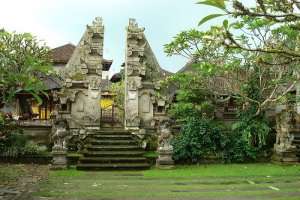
19, 121, 52, 146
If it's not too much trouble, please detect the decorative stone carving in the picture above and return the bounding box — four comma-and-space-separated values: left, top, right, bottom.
156, 120, 174, 169
124, 18, 172, 130
89, 76, 101, 90
52, 120, 68, 151
125, 19, 145, 129
51, 119, 68, 170
273, 103, 300, 163
54, 17, 104, 145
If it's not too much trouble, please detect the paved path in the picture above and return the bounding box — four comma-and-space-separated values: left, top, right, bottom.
0, 164, 48, 200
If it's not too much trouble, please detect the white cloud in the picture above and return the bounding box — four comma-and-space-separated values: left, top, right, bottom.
0, 0, 68, 47
0, 0, 204, 72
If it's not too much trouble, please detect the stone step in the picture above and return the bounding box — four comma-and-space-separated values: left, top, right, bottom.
223, 112, 237, 119
85, 145, 140, 151
90, 134, 133, 140
93, 130, 131, 135
292, 139, 300, 145
89, 139, 138, 145
77, 163, 150, 170
83, 150, 145, 157
293, 135, 300, 140
77, 129, 149, 171
79, 157, 147, 164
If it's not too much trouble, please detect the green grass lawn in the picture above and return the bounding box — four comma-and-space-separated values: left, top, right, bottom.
34, 163, 300, 200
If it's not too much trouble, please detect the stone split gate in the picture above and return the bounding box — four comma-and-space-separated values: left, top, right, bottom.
51, 17, 173, 169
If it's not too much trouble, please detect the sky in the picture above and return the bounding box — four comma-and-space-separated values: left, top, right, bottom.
0, 0, 222, 76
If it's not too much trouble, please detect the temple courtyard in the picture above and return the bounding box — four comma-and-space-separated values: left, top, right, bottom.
1, 163, 300, 200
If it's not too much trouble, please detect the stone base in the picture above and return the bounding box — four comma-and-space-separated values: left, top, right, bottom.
51, 151, 68, 170
156, 149, 174, 169
272, 145, 300, 164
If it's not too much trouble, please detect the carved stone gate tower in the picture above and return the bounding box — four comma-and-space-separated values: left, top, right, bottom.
56, 17, 104, 132
124, 19, 169, 131
52, 17, 173, 169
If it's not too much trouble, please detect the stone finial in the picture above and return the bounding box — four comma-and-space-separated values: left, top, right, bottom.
128, 18, 145, 32
129, 18, 138, 27
93, 17, 103, 26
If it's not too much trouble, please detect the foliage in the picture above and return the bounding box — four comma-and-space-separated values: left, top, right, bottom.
110, 81, 125, 111
197, 0, 300, 63
0, 130, 26, 157
144, 134, 158, 151
0, 113, 46, 157
0, 112, 19, 150
164, 0, 300, 156
0, 29, 53, 104
171, 115, 269, 163
165, 0, 300, 116
223, 131, 258, 163
165, 71, 216, 121
172, 117, 225, 163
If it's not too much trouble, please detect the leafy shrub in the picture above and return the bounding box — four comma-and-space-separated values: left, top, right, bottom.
23, 142, 40, 155
144, 134, 158, 151
171, 115, 272, 163
172, 117, 225, 163
0, 114, 47, 157
222, 131, 258, 163
0, 131, 26, 157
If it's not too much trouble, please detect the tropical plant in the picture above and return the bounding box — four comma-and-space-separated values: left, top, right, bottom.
172, 116, 225, 163
0, 29, 52, 105
164, 0, 295, 154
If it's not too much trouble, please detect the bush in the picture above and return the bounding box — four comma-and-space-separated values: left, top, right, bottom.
0, 131, 26, 157
172, 117, 225, 163
222, 131, 258, 163
0, 114, 47, 157
23, 142, 40, 155
171, 115, 273, 164
221, 108, 272, 163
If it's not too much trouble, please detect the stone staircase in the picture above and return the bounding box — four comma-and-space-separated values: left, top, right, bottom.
77, 129, 150, 170
291, 128, 300, 161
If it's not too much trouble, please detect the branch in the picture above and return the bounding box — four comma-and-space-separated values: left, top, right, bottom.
225, 30, 300, 58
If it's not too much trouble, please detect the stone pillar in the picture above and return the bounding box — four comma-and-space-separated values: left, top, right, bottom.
124, 19, 146, 130
156, 120, 174, 169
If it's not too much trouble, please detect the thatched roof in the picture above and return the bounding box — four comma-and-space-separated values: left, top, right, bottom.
51, 43, 113, 70
37, 73, 62, 90
51, 43, 76, 64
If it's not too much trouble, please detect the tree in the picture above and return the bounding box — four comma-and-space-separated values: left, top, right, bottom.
0, 30, 52, 105
197, 0, 300, 62
165, 0, 300, 116
164, 0, 300, 152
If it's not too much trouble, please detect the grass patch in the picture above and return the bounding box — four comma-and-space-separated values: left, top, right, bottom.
50, 168, 85, 178
144, 163, 300, 178
34, 163, 300, 200
67, 152, 83, 157
144, 151, 159, 158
